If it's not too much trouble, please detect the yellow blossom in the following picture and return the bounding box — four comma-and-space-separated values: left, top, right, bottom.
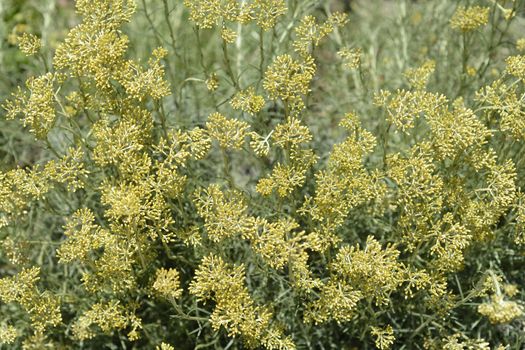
517, 38, 525, 52
206, 112, 250, 150
206, 73, 219, 91
293, 13, 348, 57
189, 254, 295, 349
450, 6, 490, 32
157, 343, 175, 350
0, 324, 17, 344
338, 47, 362, 70
3, 73, 56, 139
231, 86, 265, 115
252, 0, 287, 31
17, 33, 42, 56
371, 325, 395, 350
404, 60, 436, 90
478, 295, 524, 324
263, 54, 316, 113
152, 268, 183, 300
221, 26, 237, 43
505, 55, 525, 80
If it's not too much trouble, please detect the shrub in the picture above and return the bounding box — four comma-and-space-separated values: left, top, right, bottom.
1, 0, 525, 349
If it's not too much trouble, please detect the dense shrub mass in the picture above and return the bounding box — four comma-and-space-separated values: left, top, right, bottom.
0, 0, 525, 348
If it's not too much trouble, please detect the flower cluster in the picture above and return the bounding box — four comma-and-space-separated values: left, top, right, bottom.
263, 54, 316, 113
184, 0, 287, 31
189, 254, 295, 350
305, 236, 405, 324
206, 112, 250, 150
478, 295, 524, 324
231, 86, 266, 115
506, 55, 525, 80
450, 6, 490, 32
152, 268, 183, 300
16, 33, 42, 56
72, 301, 142, 341
256, 117, 318, 197
3, 73, 56, 139
371, 325, 396, 350
338, 47, 362, 70
293, 13, 348, 57
0, 267, 62, 335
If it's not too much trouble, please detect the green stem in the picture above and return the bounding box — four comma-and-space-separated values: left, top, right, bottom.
457, 33, 470, 97
222, 38, 239, 89
382, 122, 392, 170
156, 100, 169, 138
259, 27, 265, 75
220, 148, 236, 189
39, 52, 50, 73
142, 0, 180, 110
161, 0, 179, 56
45, 138, 60, 158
